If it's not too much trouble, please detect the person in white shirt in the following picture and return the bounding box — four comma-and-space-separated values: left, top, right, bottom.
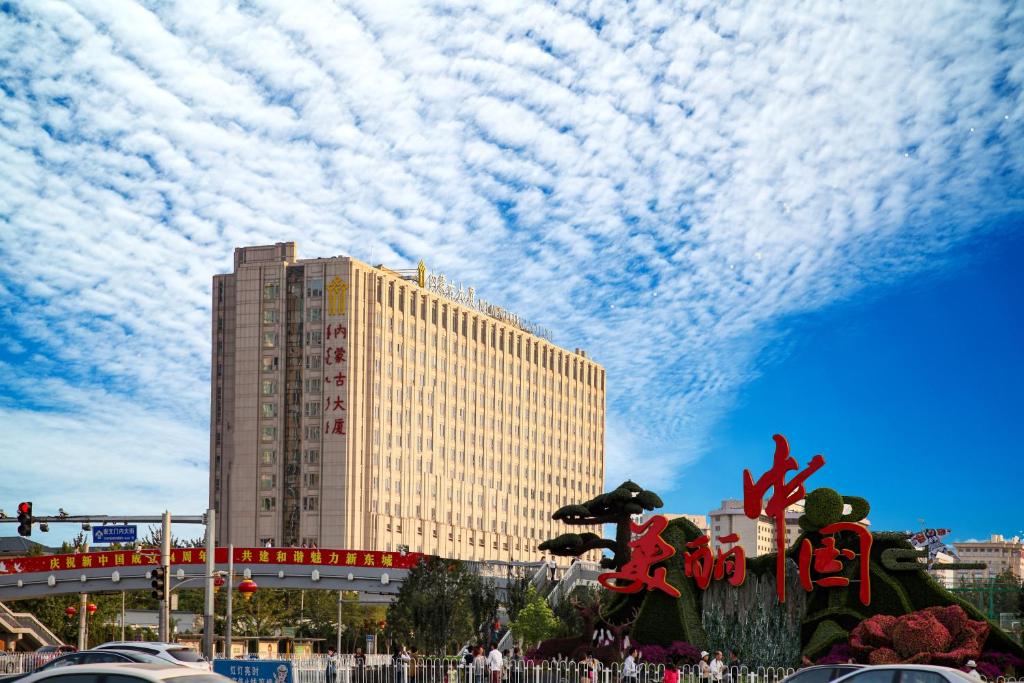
487, 645, 503, 683
964, 661, 982, 680
709, 651, 725, 682
622, 648, 639, 683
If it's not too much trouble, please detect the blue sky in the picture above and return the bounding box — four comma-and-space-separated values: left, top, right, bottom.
0, 1, 1022, 546
679, 227, 1024, 541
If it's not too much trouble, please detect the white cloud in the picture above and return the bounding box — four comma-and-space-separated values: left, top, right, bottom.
0, 0, 1021, 531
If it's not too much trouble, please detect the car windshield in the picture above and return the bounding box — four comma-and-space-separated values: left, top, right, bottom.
167, 649, 206, 663
103, 651, 170, 665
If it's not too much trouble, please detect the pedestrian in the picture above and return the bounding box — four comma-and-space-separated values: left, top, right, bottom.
725, 651, 741, 683
474, 645, 487, 683
354, 648, 367, 683
325, 647, 340, 683
548, 557, 557, 582
487, 643, 503, 683
410, 646, 421, 683
964, 661, 982, 681
698, 652, 711, 681
709, 652, 724, 682
663, 658, 679, 683
509, 647, 524, 683
622, 648, 639, 683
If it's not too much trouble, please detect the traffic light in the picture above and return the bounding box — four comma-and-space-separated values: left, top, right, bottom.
150, 567, 165, 600
16, 502, 32, 537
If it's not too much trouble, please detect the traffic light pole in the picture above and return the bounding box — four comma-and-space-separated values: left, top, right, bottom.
159, 511, 171, 642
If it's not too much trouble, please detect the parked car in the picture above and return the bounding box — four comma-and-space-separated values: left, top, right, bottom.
0, 649, 175, 683
92, 645, 209, 671
32, 649, 76, 666
781, 665, 866, 683
832, 665, 977, 683
17, 663, 231, 683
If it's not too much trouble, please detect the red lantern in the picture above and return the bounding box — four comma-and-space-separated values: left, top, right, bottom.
213, 576, 226, 593
86, 603, 97, 615
65, 606, 77, 617
237, 579, 258, 601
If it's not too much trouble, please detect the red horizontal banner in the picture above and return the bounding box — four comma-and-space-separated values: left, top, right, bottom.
0, 548, 424, 575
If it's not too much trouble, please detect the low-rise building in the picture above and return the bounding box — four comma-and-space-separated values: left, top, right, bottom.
952, 535, 1024, 580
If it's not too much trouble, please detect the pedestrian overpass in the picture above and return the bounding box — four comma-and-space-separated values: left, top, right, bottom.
0, 547, 421, 602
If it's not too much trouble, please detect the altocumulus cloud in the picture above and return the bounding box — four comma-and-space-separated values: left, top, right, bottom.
1, 1, 1022, 524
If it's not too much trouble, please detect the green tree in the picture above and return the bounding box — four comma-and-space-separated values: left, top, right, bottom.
233, 587, 288, 637
468, 577, 499, 645
386, 557, 479, 654
509, 587, 558, 648
505, 574, 533, 623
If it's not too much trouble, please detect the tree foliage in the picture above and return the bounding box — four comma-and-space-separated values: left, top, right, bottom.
540, 480, 663, 569
509, 587, 559, 648
385, 557, 484, 654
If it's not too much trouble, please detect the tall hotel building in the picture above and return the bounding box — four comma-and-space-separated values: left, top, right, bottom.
210, 242, 606, 561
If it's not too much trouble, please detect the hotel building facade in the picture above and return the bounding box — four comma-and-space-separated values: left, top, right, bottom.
210, 242, 605, 562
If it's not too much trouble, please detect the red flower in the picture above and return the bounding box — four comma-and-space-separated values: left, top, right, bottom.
850, 606, 988, 666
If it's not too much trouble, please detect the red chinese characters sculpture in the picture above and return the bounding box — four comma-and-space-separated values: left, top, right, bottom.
598, 515, 681, 598
683, 534, 746, 589
743, 434, 824, 602
798, 521, 873, 605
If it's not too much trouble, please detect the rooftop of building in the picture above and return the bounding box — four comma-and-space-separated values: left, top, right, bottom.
0, 536, 55, 556
229, 241, 599, 362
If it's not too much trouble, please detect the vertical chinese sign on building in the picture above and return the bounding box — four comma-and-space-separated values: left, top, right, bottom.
323, 272, 350, 536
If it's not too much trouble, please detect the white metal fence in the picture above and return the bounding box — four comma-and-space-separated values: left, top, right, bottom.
1, 652, 1021, 683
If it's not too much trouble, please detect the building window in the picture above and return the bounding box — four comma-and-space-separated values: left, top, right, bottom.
261, 380, 277, 396
259, 474, 276, 490
262, 356, 279, 372
262, 331, 278, 349
303, 449, 320, 464
261, 449, 276, 465
262, 402, 277, 418
261, 497, 276, 512
261, 426, 277, 442
308, 307, 322, 322
307, 278, 324, 298
306, 378, 321, 393
305, 425, 321, 440
303, 472, 320, 488
263, 282, 279, 301
303, 496, 319, 512
306, 355, 321, 370
306, 330, 322, 346
262, 309, 278, 324
304, 402, 321, 417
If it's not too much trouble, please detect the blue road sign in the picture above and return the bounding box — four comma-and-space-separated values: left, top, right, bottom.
92, 525, 137, 544
214, 659, 292, 683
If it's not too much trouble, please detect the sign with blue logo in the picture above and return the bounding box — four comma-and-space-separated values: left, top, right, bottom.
214, 659, 293, 683
92, 525, 137, 543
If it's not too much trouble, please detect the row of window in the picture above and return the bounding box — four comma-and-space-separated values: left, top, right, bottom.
260, 496, 320, 512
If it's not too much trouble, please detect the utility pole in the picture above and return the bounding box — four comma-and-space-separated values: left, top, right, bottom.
336, 591, 343, 654
224, 544, 234, 658
159, 511, 171, 641
78, 536, 89, 649
202, 508, 216, 660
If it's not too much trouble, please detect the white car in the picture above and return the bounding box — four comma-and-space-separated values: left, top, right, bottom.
92, 644, 209, 671
17, 663, 229, 683
832, 664, 978, 683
